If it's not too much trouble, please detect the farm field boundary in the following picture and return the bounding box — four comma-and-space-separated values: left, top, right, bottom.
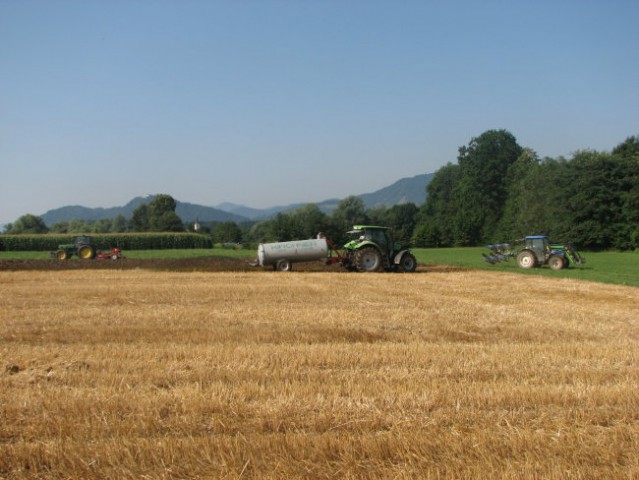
1, 247, 638, 286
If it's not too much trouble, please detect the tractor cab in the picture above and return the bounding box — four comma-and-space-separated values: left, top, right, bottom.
347, 226, 392, 254
524, 235, 550, 264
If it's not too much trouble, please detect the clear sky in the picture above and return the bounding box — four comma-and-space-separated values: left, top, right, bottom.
1, 0, 638, 225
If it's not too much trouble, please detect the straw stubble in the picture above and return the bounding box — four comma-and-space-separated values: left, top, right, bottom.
1, 269, 637, 479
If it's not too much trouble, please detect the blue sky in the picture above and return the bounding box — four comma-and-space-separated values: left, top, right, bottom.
1, 0, 638, 225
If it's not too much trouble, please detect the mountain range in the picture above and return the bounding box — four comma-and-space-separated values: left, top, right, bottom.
40, 173, 434, 226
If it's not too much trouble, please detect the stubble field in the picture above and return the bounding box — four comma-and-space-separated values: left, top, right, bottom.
1, 261, 638, 479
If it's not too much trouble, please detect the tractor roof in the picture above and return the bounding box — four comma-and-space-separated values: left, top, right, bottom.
525, 235, 548, 239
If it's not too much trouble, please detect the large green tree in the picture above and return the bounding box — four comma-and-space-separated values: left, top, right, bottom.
413, 163, 460, 247
329, 196, 368, 244
454, 129, 523, 245
269, 212, 297, 242
612, 135, 639, 248
385, 203, 419, 245
111, 214, 128, 232
291, 204, 331, 239
366, 203, 418, 245
130, 195, 184, 232
612, 135, 639, 158
494, 148, 541, 240
129, 204, 150, 232
213, 221, 244, 244
415, 130, 523, 246
562, 150, 638, 249
148, 195, 184, 232
4, 214, 49, 234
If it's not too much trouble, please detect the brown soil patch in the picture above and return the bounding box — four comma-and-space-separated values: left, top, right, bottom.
0, 257, 254, 272
0, 257, 445, 273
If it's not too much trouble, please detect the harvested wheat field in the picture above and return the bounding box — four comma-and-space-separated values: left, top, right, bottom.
1, 265, 638, 479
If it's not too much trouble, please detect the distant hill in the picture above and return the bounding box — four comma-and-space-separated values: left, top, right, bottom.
39, 173, 434, 226
175, 200, 246, 223
214, 202, 304, 220
41, 197, 148, 225
41, 196, 246, 226
359, 173, 433, 209
214, 198, 342, 220
215, 173, 434, 220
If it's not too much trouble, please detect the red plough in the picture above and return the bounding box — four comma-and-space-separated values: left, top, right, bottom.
96, 248, 124, 260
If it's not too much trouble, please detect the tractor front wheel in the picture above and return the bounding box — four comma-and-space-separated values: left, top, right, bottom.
355, 246, 382, 272
55, 250, 69, 260
548, 255, 564, 270
517, 250, 537, 269
399, 253, 417, 273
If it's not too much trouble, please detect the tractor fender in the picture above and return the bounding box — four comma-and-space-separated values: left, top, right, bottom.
393, 249, 411, 265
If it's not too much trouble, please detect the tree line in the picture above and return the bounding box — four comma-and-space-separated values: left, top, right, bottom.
5, 131, 638, 250
413, 130, 638, 250
3, 192, 416, 247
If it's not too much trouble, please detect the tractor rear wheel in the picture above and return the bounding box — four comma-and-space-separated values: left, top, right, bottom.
77, 245, 96, 260
517, 250, 537, 269
399, 253, 417, 273
354, 246, 382, 272
548, 255, 564, 270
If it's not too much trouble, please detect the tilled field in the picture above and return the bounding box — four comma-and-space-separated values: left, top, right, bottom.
0, 257, 256, 272
0, 257, 440, 273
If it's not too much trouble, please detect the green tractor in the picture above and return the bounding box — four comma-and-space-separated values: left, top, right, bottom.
341, 225, 417, 273
52, 235, 97, 260
483, 235, 585, 270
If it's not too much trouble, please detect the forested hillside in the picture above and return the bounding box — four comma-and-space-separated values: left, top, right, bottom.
412, 130, 639, 250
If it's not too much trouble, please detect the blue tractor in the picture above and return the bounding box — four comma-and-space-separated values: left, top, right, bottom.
483, 235, 585, 270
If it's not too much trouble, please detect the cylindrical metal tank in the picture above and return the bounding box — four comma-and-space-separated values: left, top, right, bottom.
257, 238, 328, 268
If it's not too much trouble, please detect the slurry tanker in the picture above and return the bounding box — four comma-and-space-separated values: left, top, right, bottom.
256, 237, 331, 272
253, 226, 417, 273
